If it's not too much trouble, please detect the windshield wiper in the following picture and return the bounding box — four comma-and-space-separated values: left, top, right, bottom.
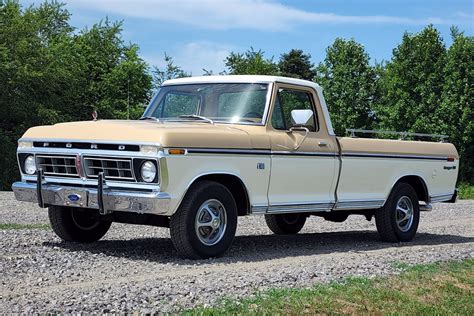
178, 115, 214, 124
139, 116, 160, 122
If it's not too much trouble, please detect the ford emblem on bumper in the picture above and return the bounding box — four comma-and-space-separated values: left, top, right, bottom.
67, 194, 81, 202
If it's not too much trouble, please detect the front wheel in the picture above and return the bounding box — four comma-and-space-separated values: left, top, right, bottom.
48, 206, 111, 242
375, 183, 420, 242
169, 181, 238, 259
265, 213, 307, 235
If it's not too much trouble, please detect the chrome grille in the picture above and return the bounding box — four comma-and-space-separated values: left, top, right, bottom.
84, 157, 134, 181
36, 155, 79, 177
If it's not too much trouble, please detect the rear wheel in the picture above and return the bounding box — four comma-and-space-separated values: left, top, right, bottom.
169, 181, 238, 259
265, 213, 306, 235
48, 206, 111, 242
375, 183, 420, 242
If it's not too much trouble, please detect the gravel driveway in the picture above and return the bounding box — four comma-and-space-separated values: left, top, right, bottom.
1, 191, 473, 313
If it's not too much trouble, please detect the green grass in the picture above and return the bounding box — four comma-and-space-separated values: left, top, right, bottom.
186, 260, 474, 315
0, 223, 50, 230
459, 183, 474, 200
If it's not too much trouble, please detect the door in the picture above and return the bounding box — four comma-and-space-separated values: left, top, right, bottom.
267, 85, 338, 213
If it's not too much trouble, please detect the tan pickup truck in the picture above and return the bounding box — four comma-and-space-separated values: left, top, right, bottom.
12, 75, 459, 259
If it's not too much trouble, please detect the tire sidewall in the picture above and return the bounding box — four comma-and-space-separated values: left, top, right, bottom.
389, 185, 420, 242
276, 213, 306, 233
183, 184, 238, 258
49, 206, 111, 242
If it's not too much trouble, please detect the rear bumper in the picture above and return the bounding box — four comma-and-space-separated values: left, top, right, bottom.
419, 203, 432, 212
12, 181, 171, 215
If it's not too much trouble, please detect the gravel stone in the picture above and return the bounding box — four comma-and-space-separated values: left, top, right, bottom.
0, 191, 472, 313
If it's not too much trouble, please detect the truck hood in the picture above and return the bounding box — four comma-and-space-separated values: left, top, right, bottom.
22, 120, 268, 149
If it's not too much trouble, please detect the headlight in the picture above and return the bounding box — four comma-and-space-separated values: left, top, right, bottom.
24, 155, 36, 175
140, 161, 157, 183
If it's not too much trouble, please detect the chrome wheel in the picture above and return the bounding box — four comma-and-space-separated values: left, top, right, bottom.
195, 199, 227, 246
396, 196, 414, 232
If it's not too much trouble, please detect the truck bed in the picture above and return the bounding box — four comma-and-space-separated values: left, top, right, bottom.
335, 137, 459, 207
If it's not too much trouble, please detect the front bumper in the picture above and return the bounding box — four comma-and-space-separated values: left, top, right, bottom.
12, 180, 171, 215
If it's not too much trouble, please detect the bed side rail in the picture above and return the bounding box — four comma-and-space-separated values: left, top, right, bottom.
346, 129, 448, 142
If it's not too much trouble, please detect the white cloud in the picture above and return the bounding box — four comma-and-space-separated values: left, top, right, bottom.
455, 11, 474, 20
143, 42, 233, 75
67, 0, 455, 31
178, 42, 231, 75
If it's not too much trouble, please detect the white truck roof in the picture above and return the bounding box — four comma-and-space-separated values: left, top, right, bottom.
163, 75, 321, 88
162, 75, 335, 135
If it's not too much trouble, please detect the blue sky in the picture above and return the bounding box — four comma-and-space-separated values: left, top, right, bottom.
23, 0, 474, 75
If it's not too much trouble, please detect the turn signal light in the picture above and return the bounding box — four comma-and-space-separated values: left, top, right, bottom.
447, 157, 455, 162
168, 149, 186, 155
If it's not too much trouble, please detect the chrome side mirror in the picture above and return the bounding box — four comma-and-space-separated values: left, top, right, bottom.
291, 109, 313, 126
289, 109, 313, 150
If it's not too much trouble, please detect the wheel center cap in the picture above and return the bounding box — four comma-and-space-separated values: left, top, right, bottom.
212, 219, 220, 228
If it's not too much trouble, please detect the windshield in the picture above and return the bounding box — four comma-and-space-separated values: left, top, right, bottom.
142, 83, 269, 124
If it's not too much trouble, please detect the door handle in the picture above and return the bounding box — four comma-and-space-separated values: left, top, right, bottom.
318, 141, 328, 147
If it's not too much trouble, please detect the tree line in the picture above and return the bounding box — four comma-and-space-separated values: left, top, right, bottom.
0, 1, 472, 190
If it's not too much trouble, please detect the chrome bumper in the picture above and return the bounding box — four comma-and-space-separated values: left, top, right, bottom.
12, 180, 171, 216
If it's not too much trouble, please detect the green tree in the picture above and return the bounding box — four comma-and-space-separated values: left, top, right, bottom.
377, 25, 446, 133
436, 28, 473, 182
74, 20, 152, 120
316, 38, 378, 135
0, 0, 78, 189
152, 53, 190, 87
225, 48, 278, 75
278, 49, 316, 80
0, 1, 152, 190
0, 0, 76, 129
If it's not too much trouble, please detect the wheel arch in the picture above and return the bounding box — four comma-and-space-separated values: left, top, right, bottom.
390, 175, 429, 203
180, 172, 251, 216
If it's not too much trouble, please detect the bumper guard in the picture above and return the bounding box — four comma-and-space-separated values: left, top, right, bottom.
12, 175, 171, 216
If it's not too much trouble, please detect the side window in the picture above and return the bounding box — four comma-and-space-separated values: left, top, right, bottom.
271, 97, 285, 130
154, 92, 200, 118
271, 89, 317, 131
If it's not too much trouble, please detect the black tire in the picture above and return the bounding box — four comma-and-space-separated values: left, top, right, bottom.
169, 181, 238, 259
323, 212, 349, 223
375, 183, 420, 242
48, 206, 111, 243
265, 213, 306, 235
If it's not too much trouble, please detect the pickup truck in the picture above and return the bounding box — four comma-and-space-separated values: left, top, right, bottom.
12, 75, 459, 259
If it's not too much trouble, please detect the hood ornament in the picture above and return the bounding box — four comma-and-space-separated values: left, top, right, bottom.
92, 111, 98, 121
